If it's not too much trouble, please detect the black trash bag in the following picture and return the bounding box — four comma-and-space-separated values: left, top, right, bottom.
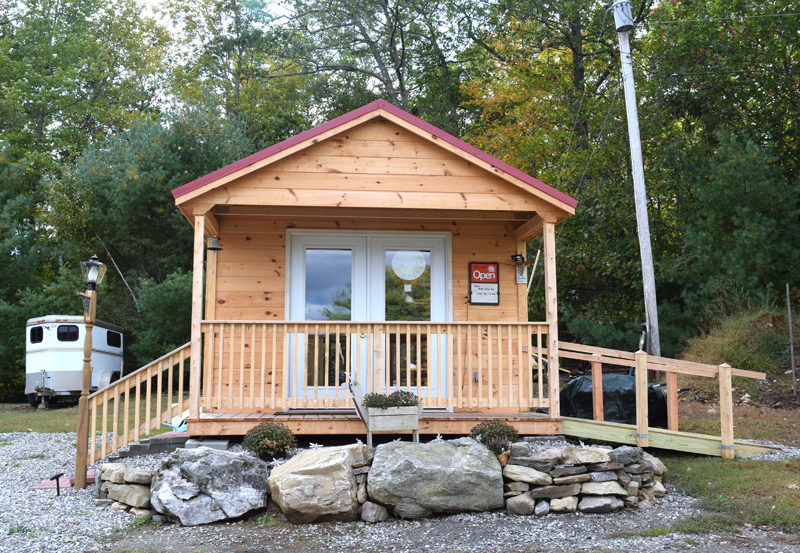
560, 374, 668, 428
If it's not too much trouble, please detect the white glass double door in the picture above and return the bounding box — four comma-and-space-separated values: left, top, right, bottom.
288, 232, 449, 399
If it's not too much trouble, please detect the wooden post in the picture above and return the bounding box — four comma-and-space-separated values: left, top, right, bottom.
591, 353, 603, 421
543, 220, 560, 417
634, 350, 649, 447
74, 289, 97, 490
718, 363, 735, 459
189, 214, 205, 419
666, 370, 679, 431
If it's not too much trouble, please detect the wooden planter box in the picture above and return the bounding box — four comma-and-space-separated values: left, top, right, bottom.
366, 406, 421, 451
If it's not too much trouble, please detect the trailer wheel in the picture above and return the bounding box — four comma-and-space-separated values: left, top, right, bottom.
27, 393, 40, 408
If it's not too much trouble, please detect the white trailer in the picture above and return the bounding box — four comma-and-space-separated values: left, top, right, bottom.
25, 315, 124, 408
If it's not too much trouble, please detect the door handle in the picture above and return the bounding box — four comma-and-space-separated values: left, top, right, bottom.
360, 333, 366, 338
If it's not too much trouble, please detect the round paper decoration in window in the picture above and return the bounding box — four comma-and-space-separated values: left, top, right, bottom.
391, 251, 427, 281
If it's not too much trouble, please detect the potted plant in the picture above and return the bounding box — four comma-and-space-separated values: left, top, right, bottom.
362, 391, 421, 450
469, 420, 519, 467
243, 421, 297, 461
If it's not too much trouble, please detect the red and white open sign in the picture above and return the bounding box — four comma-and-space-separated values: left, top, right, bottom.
470, 262, 499, 283
469, 262, 499, 305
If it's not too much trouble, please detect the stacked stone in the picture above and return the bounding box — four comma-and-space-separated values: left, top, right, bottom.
354, 457, 393, 523
95, 463, 155, 517
503, 445, 667, 516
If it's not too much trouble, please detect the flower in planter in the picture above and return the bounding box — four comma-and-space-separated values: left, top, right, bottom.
243, 421, 297, 457
363, 390, 420, 409
469, 420, 519, 455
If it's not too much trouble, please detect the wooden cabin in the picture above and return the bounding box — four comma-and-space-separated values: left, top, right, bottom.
171, 100, 576, 436
81, 100, 774, 465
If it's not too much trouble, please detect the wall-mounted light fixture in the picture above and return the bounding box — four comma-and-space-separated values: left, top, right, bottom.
511, 254, 525, 264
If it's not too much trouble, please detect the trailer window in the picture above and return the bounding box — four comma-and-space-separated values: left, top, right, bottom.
107, 330, 122, 348
57, 325, 79, 342
30, 326, 43, 344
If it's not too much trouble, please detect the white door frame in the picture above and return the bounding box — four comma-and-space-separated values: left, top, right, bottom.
286, 230, 453, 398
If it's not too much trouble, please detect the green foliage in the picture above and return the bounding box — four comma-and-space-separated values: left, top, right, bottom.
128, 271, 193, 364
683, 295, 789, 389
363, 391, 420, 409
469, 420, 519, 455
243, 422, 297, 456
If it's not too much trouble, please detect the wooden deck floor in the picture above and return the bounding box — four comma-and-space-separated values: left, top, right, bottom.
187, 410, 562, 436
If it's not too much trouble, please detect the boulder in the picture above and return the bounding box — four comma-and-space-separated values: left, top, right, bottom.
607, 446, 643, 466
367, 438, 504, 519
510, 442, 531, 458
580, 481, 628, 496
578, 495, 624, 513
534, 499, 550, 516
644, 453, 667, 476
550, 496, 578, 513
560, 448, 610, 466
268, 444, 365, 524
106, 483, 152, 509
503, 465, 552, 486
646, 481, 667, 498
506, 493, 536, 515
361, 501, 390, 523
151, 447, 270, 526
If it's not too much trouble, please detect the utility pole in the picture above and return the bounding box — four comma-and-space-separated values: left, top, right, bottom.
612, 0, 661, 357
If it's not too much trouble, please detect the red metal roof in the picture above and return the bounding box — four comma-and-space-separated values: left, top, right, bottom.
171, 99, 578, 209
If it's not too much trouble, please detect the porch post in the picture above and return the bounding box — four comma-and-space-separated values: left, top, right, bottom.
543, 220, 560, 418
189, 213, 205, 419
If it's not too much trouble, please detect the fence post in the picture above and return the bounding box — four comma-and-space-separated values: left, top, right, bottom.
718, 363, 735, 459
591, 353, 604, 421
635, 350, 649, 447
666, 369, 679, 431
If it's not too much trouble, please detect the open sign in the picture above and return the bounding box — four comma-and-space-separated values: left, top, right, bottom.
469, 262, 499, 305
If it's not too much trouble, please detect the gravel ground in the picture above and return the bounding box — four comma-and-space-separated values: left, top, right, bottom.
1, 433, 799, 553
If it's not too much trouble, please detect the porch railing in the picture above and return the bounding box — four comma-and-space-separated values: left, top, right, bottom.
559, 342, 766, 459
199, 321, 552, 412
84, 342, 191, 463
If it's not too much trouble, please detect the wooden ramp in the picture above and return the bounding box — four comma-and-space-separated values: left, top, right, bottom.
562, 417, 778, 459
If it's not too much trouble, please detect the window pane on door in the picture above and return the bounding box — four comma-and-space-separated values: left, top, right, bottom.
305, 249, 352, 321
384, 250, 431, 321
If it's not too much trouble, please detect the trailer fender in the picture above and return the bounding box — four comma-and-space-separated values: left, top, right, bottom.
96, 371, 120, 389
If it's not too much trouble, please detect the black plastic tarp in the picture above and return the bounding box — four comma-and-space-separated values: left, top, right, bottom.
560, 374, 668, 428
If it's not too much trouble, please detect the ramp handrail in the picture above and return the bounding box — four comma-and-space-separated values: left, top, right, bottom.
81, 342, 192, 464
559, 342, 766, 459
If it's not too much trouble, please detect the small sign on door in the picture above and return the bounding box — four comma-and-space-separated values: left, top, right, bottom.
469, 262, 499, 305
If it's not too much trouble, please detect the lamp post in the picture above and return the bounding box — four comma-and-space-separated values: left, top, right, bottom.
74, 255, 107, 490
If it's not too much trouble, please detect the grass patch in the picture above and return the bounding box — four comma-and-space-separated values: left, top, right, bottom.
664, 453, 800, 533
0, 395, 180, 437
677, 402, 800, 446
673, 515, 740, 534
608, 526, 673, 538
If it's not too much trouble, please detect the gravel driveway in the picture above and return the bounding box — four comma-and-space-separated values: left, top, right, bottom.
1, 432, 799, 553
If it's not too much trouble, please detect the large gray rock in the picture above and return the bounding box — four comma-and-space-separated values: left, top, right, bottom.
608, 446, 643, 466
268, 444, 365, 524
151, 447, 269, 526
368, 438, 504, 519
